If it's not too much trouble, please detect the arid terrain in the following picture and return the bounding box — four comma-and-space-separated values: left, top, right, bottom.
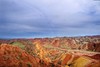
0, 35, 100, 67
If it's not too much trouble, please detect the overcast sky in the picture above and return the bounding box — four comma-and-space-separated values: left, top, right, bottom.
0, 0, 100, 38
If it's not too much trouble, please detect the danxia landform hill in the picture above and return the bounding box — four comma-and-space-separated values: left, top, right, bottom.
0, 35, 100, 67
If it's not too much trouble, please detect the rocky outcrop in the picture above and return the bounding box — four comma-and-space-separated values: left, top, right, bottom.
31, 36, 100, 52
0, 35, 100, 52
32, 43, 51, 62
0, 43, 100, 67
0, 44, 40, 67
0, 35, 100, 67
87, 43, 100, 52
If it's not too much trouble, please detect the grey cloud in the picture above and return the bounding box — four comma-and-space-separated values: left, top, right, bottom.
0, 0, 100, 38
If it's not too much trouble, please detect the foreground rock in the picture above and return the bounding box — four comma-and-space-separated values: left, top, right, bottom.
0, 44, 39, 67
0, 44, 62, 67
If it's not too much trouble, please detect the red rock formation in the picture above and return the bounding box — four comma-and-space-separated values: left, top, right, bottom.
61, 53, 74, 65
0, 35, 100, 67
87, 54, 100, 60
0, 44, 40, 67
87, 43, 100, 52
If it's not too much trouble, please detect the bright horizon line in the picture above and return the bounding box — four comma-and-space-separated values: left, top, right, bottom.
0, 34, 99, 39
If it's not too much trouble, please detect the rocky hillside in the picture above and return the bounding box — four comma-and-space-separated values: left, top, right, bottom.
0, 44, 39, 67
31, 35, 100, 52
0, 35, 100, 67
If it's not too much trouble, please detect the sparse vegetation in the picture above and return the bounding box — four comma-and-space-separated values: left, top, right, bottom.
10, 41, 25, 50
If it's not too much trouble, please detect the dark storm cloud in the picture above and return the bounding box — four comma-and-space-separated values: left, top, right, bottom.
0, 0, 100, 38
